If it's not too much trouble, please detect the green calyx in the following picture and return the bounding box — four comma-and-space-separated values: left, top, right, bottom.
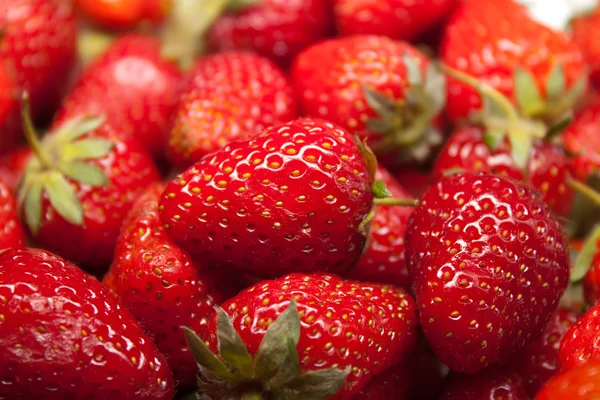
571, 224, 600, 282
363, 54, 446, 164
182, 300, 350, 400
17, 92, 112, 235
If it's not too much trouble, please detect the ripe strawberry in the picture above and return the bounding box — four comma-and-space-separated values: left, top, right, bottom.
536, 361, 600, 400
55, 34, 183, 159
184, 273, 418, 399
441, 0, 587, 123
562, 99, 600, 182
405, 172, 570, 373
584, 257, 600, 307
344, 165, 413, 289
167, 51, 297, 169
433, 125, 576, 217
559, 301, 600, 372
0, 180, 24, 250
18, 96, 160, 271
0, 0, 77, 154
333, 0, 457, 41
0, 146, 30, 191
510, 307, 580, 397
0, 247, 174, 399
160, 118, 375, 278
440, 366, 528, 400
75, 0, 171, 29
572, 8, 600, 91
292, 35, 446, 167
104, 182, 241, 385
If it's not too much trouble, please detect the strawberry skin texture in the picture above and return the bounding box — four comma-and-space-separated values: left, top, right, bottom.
536, 361, 600, 400
0, 146, 30, 192
441, 0, 586, 122
344, 166, 413, 289
0, 0, 77, 154
104, 182, 238, 385
208, 0, 333, 66
160, 118, 373, 278
208, 273, 418, 398
333, 0, 457, 41
0, 248, 173, 399
56, 34, 183, 159
562, 100, 600, 182
433, 126, 576, 217
584, 248, 600, 306
28, 122, 160, 271
0, 181, 24, 250
167, 52, 297, 169
440, 366, 528, 400
558, 303, 600, 372
572, 8, 600, 91
405, 172, 570, 373
511, 307, 580, 397
75, 0, 170, 29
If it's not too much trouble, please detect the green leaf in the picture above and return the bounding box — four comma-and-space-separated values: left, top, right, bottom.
215, 307, 254, 379
546, 115, 573, 140
546, 63, 566, 101
181, 326, 234, 379
255, 300, 302, 382
424, 62, 446, 115
62, 138, 114, 161
60, 161, 109, 187
481, 92, 509, 120
372, 180, 392, 199
355, 136, 378, 182
58, 115, 106, 142
24, 180, 43, 235
403, 54, 423, 87
483, 128, 506, 150
361, 83, 397, 119
571, 225, 600, 282
563, 73, 588, 109
42, 171, 84, 226
514, 67, 546, 117
283, 368, 350, 400
365, 117, 392, 134
507, 128, 534, 171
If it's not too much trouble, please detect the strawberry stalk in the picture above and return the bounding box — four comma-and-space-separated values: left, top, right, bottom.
568, 178, 600, 206
20, 92, 52, 169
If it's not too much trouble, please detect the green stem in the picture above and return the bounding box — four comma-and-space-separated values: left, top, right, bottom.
373, 197, 419, 207
569, 178, 600, 206
20, 92, 52, 169
242, 393, 264, 400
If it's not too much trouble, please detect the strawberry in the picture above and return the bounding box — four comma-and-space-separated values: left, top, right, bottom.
584, 255, 600, 307
55, 34, 183, 159
18, 95, 160, 271
0, 0, 77, 154
441, 0, 587, 124
572, 7, 600, 91
332, 0, 457, 42
75, 0, 171, 29
160, 118, 379, 278
0, 247, 174, 399
536, 361, 600, 400
292, 35, 446, 168
440, 366, 528, 400
0, 180, 24, 250
558, 300, 600, 372
433, 125, 576, 217
562, 99, 600, 182
104, 182, 242, 385
0, 146, 30, 191
510, 306, 580, 397
405, 172, 570, 373
167, 51, 297, 169
183, 273, 418, 399
344, 165, 413, 289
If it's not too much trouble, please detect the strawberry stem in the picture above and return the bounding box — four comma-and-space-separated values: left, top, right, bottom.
373, 197, 419, 207
569, 178, 600, 206
20, 91, 52, 169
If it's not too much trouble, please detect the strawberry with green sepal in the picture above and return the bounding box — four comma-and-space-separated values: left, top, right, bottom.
0, 0, 77, 154
18, 93, 160, 271
0, 247, 174, 399
292, 36, 446, 168
441, 0, 587, 124
104, 182, 242, 385
183, 273, 418, 399
333, 0, 457, 42
167, 51, 297, 169
405, 172, 570, 373
56, 34, 183, 159
440, 366, 528, 400
160, 118, 407, 278
0, 180, 24, 250
536, 361, 600, 400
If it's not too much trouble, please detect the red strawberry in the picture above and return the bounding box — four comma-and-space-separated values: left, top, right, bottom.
536, 361, 600, 400
0, 0, 77, 154
0, 145, 29, 191
160, 118, 376, 278
559, 300, 600, 372
584, 254, 600, 307
0, 63, 14, 124
405, 172, 570, 373
292, 35, 446, 168
562, 100, 600, 182
0, 247, 174, 399
572, 8, 600, 91
184, 273, 418, 399
55, 34, 183, 159
167, 51, 297, 169
333, 0, 457, 42
440, 366, 528, 400
511, 307, 580, 397
104, 182, 241, 385
0, 180, 24, 250
344, 165, 413, 289
441, 0, 587, 124
433, 125, 576, 217
18, 95, 160, 271
75, 0, 171, 29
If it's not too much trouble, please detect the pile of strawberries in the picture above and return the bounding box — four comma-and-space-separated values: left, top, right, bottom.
5, 0, 600, 399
